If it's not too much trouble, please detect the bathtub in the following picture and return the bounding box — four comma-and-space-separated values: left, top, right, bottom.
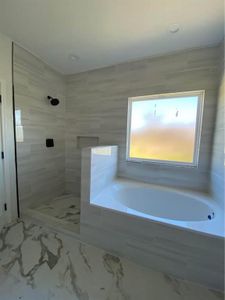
81, 146, 224, 289
91, 178, 224, 238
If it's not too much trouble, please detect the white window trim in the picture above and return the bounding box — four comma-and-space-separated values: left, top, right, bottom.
126, 90, 205, 168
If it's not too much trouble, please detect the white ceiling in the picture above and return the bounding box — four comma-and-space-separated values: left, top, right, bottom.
0, 0, 224, 75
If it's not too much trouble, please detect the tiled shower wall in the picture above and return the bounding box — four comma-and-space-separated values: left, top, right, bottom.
14, 44, 66, 210
65, 45, 221, 196
210, 43, 224, 209
14, 43, 223, 206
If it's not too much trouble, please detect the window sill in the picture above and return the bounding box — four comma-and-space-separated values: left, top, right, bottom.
126, 158, 198, 168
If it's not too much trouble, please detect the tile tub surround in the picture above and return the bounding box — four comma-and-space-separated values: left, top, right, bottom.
90, 146, 118, 199
90, 178, 224, 238
81, 146, 118, 212
0, 220, 224, 300
66, 44, 222, 196
13, 44, 66, 210
80, 146, 224, 291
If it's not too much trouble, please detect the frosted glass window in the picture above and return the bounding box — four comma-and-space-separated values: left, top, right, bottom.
126, 91, 204, 166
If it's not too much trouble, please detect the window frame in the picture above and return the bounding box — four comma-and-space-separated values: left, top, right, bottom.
126, 90, 205, 167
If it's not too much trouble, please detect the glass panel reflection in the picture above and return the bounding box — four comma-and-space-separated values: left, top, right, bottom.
15, 110, 24, 142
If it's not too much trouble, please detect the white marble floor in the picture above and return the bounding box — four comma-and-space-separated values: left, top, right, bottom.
0, 219, 223, 300
26, 195, 80, 233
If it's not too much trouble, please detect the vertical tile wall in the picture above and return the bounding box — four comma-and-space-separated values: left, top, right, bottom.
14, 45, 66, 210
210, 42, 224, 209
13, 43, 223, 208
90, 146, 118, 199
66, 45, 221, 196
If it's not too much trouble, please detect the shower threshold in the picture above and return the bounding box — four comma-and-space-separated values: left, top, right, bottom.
23, 194, 80, 234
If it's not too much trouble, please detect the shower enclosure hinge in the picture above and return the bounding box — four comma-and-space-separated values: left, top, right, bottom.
1, 151, 4, 159
0, 94, 2, 103
4, 203, 7, 211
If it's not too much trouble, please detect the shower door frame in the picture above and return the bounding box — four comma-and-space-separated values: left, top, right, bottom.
0, 74, 19, 226
0, 81, 8, 226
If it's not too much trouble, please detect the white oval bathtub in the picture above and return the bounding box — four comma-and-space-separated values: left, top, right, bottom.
116, 187, 214, 221
91, 178, 224, 237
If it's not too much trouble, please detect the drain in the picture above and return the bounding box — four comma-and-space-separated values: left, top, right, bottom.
208, 212, 215, 220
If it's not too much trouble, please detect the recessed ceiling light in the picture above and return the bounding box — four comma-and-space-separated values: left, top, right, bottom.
69, 54, 80, 62
169, 24, 180, 33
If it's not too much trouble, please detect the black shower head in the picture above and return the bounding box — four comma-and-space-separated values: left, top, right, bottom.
47, 96, 60, 106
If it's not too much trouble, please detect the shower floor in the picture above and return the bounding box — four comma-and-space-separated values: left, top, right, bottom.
25, 194, 80, 233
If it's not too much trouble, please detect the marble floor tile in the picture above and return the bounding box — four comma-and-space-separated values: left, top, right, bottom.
27, 194, 80, 233
0, 220, 224, 300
